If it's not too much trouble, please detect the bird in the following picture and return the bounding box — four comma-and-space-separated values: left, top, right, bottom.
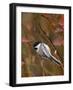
33, 42, 62, 65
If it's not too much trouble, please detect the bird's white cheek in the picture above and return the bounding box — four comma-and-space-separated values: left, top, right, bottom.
36, 49, 39, 53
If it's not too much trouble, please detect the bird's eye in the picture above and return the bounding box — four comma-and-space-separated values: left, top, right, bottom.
34, 47, 37, 50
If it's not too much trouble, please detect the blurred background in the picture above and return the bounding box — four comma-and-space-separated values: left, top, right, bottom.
21, 13, 64, 77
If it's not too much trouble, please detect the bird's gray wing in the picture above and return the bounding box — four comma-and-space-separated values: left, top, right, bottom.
38, 44, 48, 59
41, 43, 51, 58
41, 43, 61, 65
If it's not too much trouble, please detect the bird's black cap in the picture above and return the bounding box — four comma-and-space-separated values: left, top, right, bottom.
33, 41, 41, 47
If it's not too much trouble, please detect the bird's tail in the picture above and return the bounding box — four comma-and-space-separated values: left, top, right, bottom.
51, 55, 64, 70
50, 54, 62, 65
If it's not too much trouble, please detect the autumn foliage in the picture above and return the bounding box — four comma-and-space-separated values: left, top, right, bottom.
21, 13, 64, 77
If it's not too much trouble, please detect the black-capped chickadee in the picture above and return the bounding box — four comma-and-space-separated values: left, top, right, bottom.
33, 42, 62, 65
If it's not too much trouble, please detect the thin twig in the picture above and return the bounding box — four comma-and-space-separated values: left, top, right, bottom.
41, 15, 63, 60
37, 23, 64, 71
38, 23, 63, 61
40, 59, 54, 76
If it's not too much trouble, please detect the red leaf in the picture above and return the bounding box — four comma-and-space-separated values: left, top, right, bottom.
22, 37, 30, 43
53, 38, 64, 46
59, 16, 64, 30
